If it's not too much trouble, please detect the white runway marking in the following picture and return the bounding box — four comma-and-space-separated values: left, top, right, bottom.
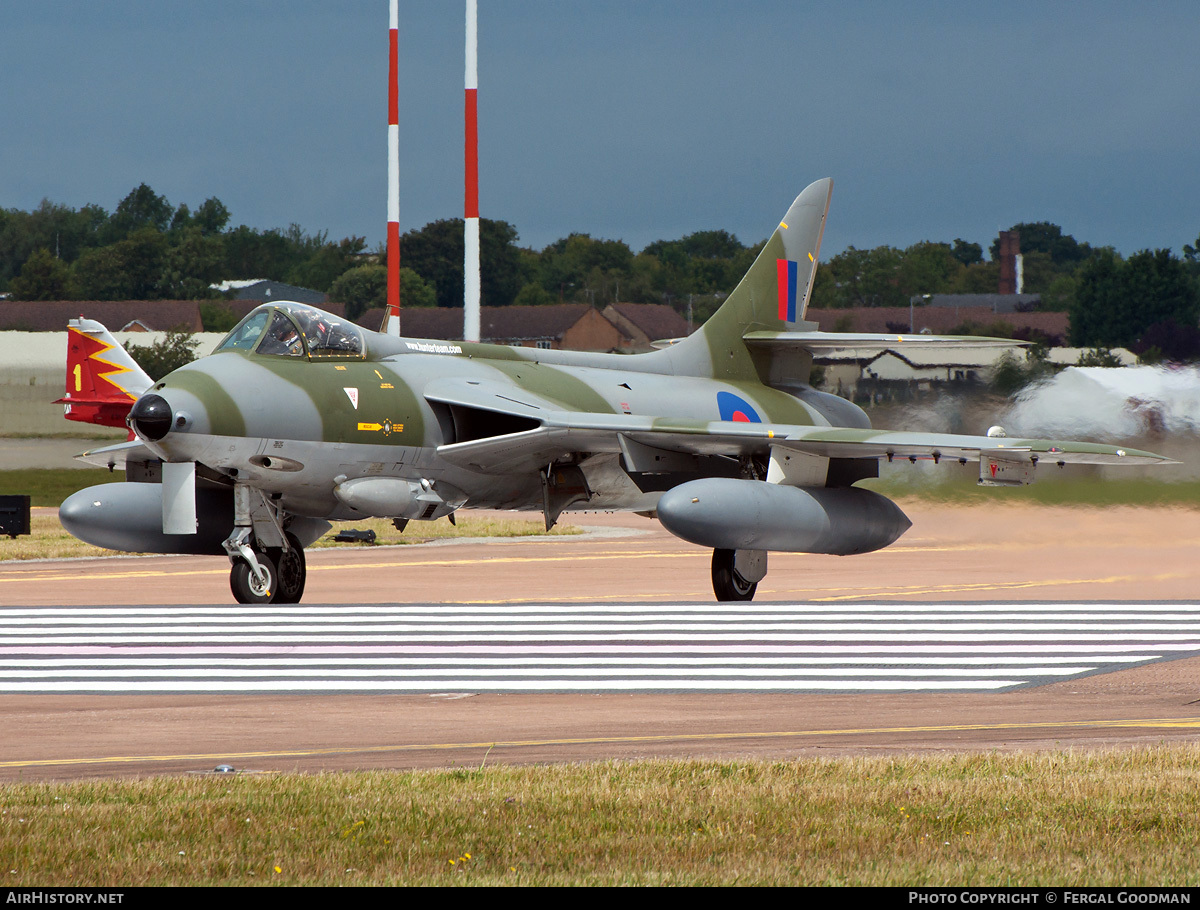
0, 603, 1196, 694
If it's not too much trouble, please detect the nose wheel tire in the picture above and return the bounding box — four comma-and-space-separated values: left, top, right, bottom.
267, 533, 307, 604
711, 548, 757, 601
230, 551, 277, 604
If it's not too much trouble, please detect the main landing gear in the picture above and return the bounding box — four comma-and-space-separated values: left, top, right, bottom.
711, 548, 767, 602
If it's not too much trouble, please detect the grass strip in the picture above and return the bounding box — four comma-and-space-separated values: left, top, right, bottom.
1, 508, 577, 562
4, 749, 1200, 885
0, 468, 122, 509
865, 475, 1200, 509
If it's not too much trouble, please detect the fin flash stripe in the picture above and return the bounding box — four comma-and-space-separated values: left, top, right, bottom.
776, 258, 798, 323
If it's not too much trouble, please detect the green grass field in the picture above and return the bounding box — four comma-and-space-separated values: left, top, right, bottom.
4, 749, 1200, 886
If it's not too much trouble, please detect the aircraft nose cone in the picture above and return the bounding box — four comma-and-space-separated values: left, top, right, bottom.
128, 393, 173, 441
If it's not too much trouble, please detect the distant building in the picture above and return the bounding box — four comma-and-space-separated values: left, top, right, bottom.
911, 293, 1041, 315
807, 305, 1067, 342
354, 302, 697, 353
357, 304, 628, 352
0, 298, 346, 334
212, 279, 328, 306
602, 303, 693, 352
0, 301, 205, 333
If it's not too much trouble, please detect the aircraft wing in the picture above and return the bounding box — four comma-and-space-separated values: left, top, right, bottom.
436, 410, 1171, 475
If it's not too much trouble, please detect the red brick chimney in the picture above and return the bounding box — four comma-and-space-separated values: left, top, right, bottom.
998, 230, 1019, 294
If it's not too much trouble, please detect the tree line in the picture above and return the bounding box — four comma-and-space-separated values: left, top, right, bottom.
2, 184, 1198, 358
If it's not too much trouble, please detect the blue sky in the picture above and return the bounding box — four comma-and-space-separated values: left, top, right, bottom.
2, 1, 1197, 258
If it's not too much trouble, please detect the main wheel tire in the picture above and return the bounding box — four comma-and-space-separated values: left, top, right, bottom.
711, 548, 757, 601
230, 551, 277, 604
269, 534, 307, 604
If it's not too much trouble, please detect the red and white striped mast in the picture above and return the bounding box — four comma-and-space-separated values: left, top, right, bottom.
385, 0, 401, 336
463, 0, 481, 342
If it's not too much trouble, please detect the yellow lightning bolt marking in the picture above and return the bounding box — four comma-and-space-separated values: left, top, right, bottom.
74, 329, 139, 400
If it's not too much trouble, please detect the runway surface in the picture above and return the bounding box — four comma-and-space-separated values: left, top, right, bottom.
3, 503, 1200, 780
4, 602, 1200, 694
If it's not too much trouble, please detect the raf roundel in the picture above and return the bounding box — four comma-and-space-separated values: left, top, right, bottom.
717, 391, 761, 423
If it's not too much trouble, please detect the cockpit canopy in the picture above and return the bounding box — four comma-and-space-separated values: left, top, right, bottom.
216, 303, 365, 361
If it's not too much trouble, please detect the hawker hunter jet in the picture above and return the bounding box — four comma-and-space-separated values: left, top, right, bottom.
60, 179, 1168, 603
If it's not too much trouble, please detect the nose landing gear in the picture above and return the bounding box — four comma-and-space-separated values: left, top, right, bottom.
223, 486, 308, 604
226, 532, 307, 604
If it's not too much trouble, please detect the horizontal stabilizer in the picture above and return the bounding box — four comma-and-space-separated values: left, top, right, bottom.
742, 331, 1026, 354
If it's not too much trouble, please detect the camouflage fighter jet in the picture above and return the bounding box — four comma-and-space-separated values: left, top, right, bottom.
60, 179, 1169, 603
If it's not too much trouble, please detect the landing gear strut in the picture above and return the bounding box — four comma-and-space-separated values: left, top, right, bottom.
711, 548, 766, 602
223, 486, 308, 604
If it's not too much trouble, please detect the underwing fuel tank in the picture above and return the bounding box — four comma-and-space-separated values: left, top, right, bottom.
59, 483, 234, 555
656, 478, 911, 555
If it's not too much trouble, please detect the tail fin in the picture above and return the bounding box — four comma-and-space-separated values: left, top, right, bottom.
56, 317, 154, 433
668, 177, 832, 380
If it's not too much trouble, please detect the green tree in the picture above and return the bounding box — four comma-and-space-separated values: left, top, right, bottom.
950, 238, 983, 267
821, 246, 905, 307
193, 198, 230, 236
0, 200, 107, 287
990, 221, 1092, 266
1070, 248, 1200, 348
126, 328, 199, 380
400, 267, 437, 309
104, 184, 173, 243
949, 261, 1000, 294
199, 301, 240, 333
8, 248, 71, 300
402, 218, 525, 308
1041, 273, 1078, 311
540, 233, 635, 302
156, 227, 225, 298
329, 263, 386, 319
286, 235, 366, 292
896, 241, 963, 297
72, 228, 168, 299
223, 225, 298, 280
512, 282, 555, 306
